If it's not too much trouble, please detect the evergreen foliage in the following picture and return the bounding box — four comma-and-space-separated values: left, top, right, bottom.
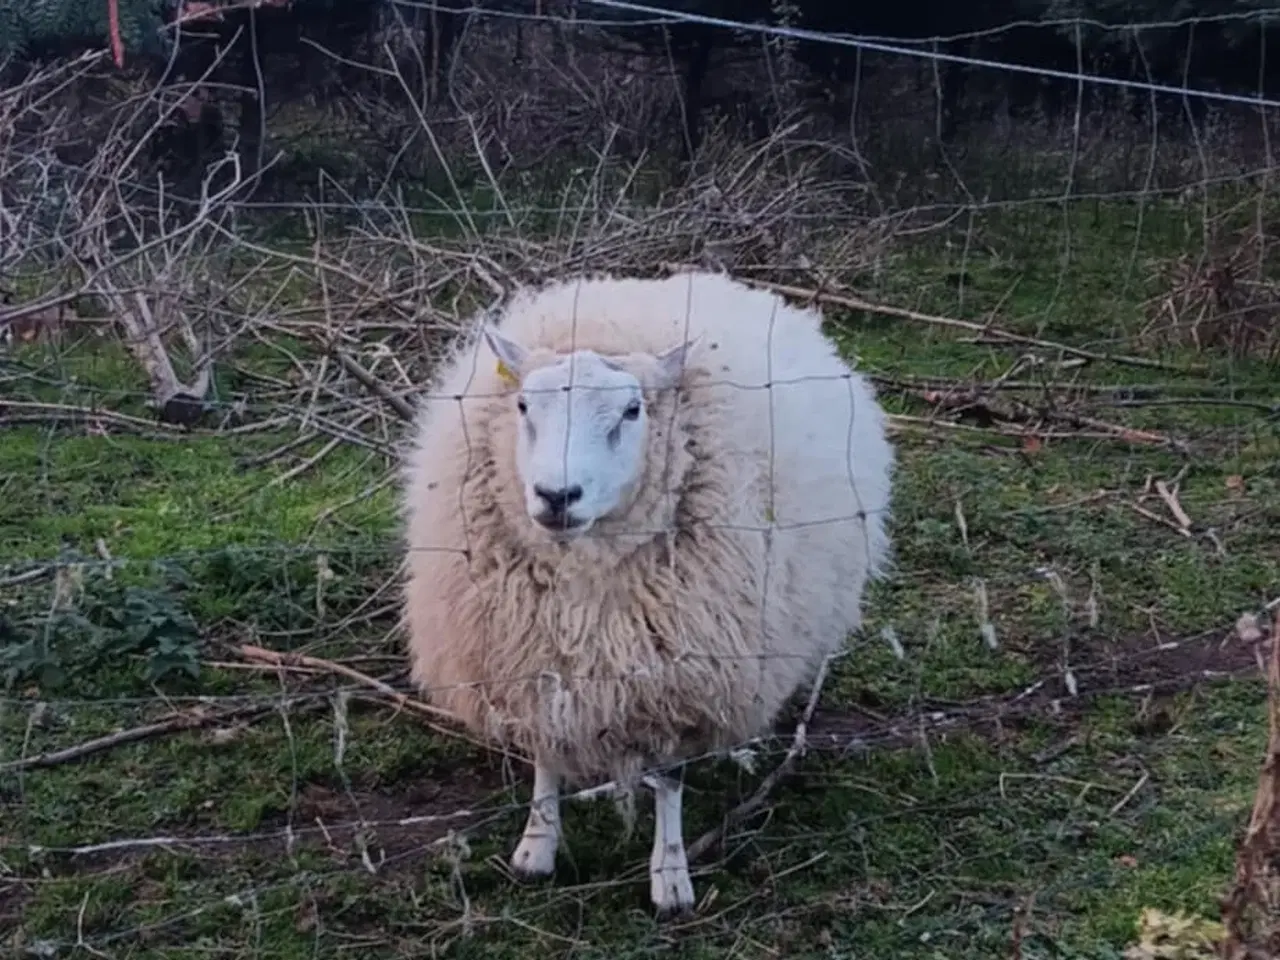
0, 0, 170, 59
0, 0, 387, 61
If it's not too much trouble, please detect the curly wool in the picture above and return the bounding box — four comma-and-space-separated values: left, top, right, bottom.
401, 271, 894, 787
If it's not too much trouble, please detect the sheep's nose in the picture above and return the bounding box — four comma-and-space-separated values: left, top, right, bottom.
534, 484, 583, 514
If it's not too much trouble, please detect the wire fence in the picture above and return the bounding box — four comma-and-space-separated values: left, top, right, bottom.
2, 4, 1279, 957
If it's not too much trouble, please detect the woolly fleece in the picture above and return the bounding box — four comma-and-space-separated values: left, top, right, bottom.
401, 271, 894, 786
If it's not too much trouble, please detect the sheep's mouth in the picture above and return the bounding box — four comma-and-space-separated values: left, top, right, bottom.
534, 512, 587, 535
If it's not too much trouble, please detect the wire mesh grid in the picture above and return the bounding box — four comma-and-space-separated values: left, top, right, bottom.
1, 4, 1278, 957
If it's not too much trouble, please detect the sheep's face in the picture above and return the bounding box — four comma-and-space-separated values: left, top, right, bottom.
484, 327, 697, 540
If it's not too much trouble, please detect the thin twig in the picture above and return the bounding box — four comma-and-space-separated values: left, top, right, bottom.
685, 654, 838, 862
1107, 770, 1150, 816
236, 644, 492, 753
237, 430, 322, 470
1127, 501, 1195, 539
260, 412, 374, 491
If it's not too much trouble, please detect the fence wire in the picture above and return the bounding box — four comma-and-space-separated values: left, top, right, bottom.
2, 5, 1279, 958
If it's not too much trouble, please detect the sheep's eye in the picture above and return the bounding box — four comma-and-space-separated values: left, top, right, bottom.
516, 398, 528, 415
621, 401, 642, 421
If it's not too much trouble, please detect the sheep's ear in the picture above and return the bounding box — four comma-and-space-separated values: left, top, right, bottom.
654, 336, 702, 388
483, 326, 528, 381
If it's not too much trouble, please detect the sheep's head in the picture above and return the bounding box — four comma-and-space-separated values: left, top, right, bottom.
484, 326, 699, 541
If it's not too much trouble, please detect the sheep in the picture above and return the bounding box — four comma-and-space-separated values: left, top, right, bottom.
401, 269, 894, 916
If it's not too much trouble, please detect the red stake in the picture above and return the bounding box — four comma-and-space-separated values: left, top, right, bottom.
108, 0, 124, 67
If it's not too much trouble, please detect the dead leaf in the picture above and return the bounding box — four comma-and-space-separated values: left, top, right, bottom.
207, 726, 243, 745
1236, 612, 1264, 645
1122, 907, 1225, 959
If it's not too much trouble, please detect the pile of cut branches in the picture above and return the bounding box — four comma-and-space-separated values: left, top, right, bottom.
1143, 222, 1280, 363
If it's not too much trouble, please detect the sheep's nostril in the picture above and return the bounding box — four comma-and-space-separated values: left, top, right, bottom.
534, 485, 583, 513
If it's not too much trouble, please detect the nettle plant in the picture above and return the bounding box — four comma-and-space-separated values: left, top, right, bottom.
1, 553, 202, 693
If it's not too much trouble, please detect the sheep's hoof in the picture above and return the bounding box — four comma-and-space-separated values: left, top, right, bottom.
509, 835, 557, 880
650, 870, 696, 920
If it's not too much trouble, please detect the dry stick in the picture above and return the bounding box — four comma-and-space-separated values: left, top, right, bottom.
686, 654, 838, 863
333, 350, 416, 422
1127, 502, 1194, 539
743, 278, 1208, 374
0, 400, 189, 433
237, 430, 322, 470
308, 470, 398, 539
1016, 403, 1181, 450
0, 292, 82, 327
0, 703, 283, 774
259, 411, 375, 492
0, 566, 52, 588
1220, 611, 1280, 957
903, 385, 1181, 448
1154, 479, 1194, 530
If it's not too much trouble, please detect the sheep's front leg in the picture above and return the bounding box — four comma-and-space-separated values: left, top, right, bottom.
648, 775, 696, 916
510, 761, 561, 878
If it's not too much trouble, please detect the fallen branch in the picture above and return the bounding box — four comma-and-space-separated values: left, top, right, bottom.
744, 278, 1208, 374
0, 292, 82, 327
0, 566, 52, 589
27, 806, 501, 859
334, 349, 416, 422
0, 702, 285, 773
893, 384, 1184, 450
1030, 407, 1184, 451
686, 653, 837, 862
0, 400, 192, 433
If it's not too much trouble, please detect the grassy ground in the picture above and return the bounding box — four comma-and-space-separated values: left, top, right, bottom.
1, 173, 1277, 959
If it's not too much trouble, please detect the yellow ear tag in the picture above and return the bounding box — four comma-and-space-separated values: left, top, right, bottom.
496, 359, 519, 386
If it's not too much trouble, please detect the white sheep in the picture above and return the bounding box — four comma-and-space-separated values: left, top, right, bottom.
401, 270, 894, 916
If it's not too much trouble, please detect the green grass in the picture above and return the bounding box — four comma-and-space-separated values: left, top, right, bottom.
2, 176, 1278, 959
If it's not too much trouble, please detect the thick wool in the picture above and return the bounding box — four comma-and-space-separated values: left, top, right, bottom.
401, 271, 894, 787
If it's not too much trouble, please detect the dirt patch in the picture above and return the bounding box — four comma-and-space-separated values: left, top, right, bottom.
806, 627, 1268, 753
285, 764, 512, 872
20, 760, 514, 890
1053, 626, 1260, 689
